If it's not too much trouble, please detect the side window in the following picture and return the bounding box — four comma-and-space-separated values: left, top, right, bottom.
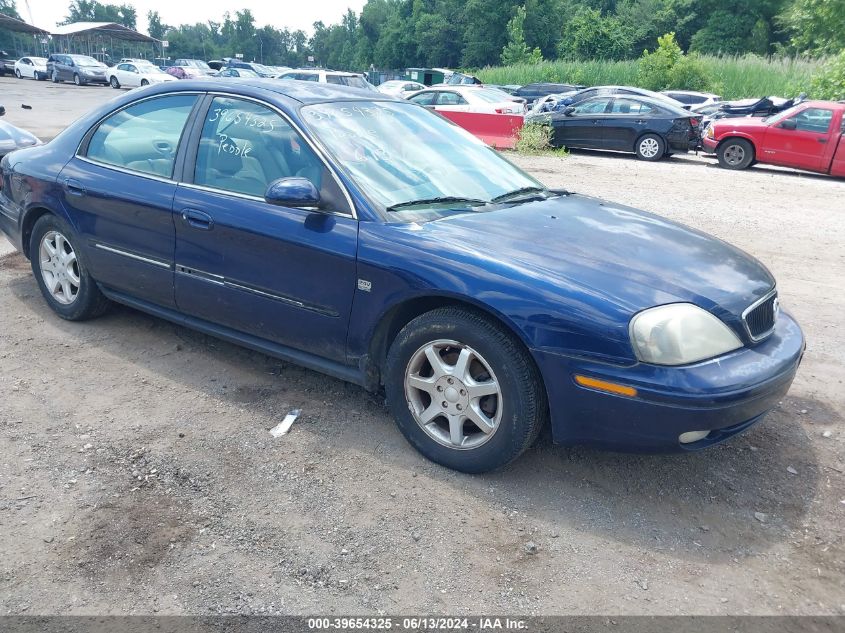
409, 92, 436, 106
194, 97, 339, 205
436, 92, 466, 106
609, 98, 652, 115
791, 108, 833, 134
573, 98, 611, 114
85, 94, 197, 178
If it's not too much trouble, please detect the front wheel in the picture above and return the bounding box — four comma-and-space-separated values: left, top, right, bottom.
73, 73, 82, 86
110, 76, 120, 89
384, 307, 547, 473
140, 79, 149, 87
635, 133, 665, 161
30, 215, 110, 321
717, 138, 754, 170
15, 69, 21, 79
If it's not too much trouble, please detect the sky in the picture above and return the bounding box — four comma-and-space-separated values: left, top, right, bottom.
22, 0, 367, 35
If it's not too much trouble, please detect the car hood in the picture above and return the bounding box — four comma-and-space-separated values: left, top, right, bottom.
713, 117, 769, 130
403, 193, 774, 318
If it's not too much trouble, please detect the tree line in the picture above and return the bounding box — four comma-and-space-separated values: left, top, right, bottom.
2, 0, 844, 70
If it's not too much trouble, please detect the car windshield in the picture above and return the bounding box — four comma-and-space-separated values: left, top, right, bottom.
326, 74, 369, 89
302, 100, 545, 218
138, 63, 165, 74
186, 60, 210, 69
71, 55, 100, 66
236, 69, 259, 77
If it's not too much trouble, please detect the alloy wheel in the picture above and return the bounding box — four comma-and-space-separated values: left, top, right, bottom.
404, 339, 503, 450
639, 137, 660, 159
723, 144, 746, 166
39, 231, 80, 305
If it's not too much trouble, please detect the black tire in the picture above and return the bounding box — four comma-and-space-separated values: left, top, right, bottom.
73, 73, 83, 86
717, 138, 755, 170
635, 133, 665, 161
30, 214, 110, 321
110, 76, 120, 89
15, 69, 21, 79
384, 307, 547, 473
52, 70, 61, 83
140, 79, 149, 87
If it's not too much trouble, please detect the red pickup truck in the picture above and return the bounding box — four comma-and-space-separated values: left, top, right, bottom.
701, 100, 845, 177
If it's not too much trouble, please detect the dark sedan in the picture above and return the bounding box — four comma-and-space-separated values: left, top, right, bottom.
533, 95, 701, 160
0, 80, 803, 473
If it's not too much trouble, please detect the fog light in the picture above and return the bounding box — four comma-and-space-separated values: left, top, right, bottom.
679, 430, 710, 444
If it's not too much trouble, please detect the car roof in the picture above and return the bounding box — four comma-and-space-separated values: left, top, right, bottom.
147, 78, 387, 104
579, 93, 689, 113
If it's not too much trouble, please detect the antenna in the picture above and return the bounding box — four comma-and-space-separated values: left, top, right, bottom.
23, 0, 36, 25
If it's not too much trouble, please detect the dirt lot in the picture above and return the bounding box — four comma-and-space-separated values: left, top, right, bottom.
0, 76, 844, 616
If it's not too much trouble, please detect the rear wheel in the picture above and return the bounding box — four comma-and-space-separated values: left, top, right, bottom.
140, 79, 149, 87
384, 307, 547, 473
635, 133, 665, 161
30, 215, 109, 321
110, 76, 120, 89
52, 70, 61, 83
717, 138, 754, 170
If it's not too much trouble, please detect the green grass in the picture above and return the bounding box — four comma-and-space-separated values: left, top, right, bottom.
477, 55, 825, 99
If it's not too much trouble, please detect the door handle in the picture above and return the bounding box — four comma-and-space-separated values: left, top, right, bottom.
64, 178, 86, 196
817, 138, 827, 143
181, 209, 214, 230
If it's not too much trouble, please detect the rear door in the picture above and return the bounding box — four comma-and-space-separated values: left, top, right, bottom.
172, 95, 358, 361
761, 106, 835, 171
433, 91, 470, 113
59, 93, 200, 308
601, 97, 656, 151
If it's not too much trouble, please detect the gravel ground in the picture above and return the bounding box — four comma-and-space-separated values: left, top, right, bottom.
0, 77, 843, 616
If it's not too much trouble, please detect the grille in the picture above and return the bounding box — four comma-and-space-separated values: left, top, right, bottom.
743, 292, 777, 341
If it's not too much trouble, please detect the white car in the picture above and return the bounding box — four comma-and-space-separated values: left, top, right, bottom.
277, 69, 374, 90
376, 80, 426, 98
660, 90, 721, 107
109, 62, 176, 89
407, 86, 525, 115
14, 57, 48, 80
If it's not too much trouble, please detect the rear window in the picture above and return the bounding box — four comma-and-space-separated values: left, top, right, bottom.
326, 74, 368, 89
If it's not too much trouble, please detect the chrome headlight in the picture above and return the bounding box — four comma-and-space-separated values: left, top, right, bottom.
630, 303, 742, 365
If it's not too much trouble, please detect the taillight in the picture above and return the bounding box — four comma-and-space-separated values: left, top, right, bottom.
690, 118, 700, 127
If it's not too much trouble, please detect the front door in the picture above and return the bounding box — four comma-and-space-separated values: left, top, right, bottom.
551, 97, 612, 149
59, 93, 200, 308
761, 106, 835, 171
173, 95, 358, 362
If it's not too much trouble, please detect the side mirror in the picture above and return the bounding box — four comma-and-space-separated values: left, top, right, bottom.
780, 119, 797, 130
264, 177, 321, 208
563, 106, 576, 116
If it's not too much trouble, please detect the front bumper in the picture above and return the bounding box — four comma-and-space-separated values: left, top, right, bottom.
533, 310, 805, 451
81, 73, 109, 84
701, 136, 718, 154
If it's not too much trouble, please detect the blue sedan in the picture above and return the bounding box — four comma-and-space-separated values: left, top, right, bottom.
0, 80, 805, 473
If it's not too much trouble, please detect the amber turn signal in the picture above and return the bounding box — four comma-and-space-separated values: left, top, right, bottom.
574, 375, 638, 398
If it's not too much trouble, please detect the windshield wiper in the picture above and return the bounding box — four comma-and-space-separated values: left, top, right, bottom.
491, 186, 550, 203
386, 196, 488, 212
